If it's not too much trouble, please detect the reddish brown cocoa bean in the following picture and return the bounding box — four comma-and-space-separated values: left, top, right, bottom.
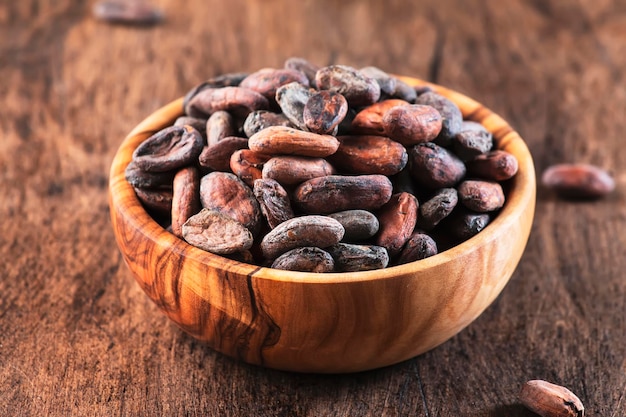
382, 104, 443, 145
183, 73, 248, 110
408, 142, 467, 188
519, 380, 584, 417
198, 136, 249, 172
182, 208, 253, 255
206, 110, 235, 146
327, 243, 389, 272
133, 125, 204, 173
397, 231, 438, 264
284, 57, 320, 88
239, 68, 310, 100
199, 172, 261, 235
260, 215, 345, 259
327, 210, 379, 242
253, 179, 295, 229
415, 91, 463, 146
243, 110, 292, 138
185, 86, 269, 119
542, 163, 615, 199
294, 174, 393, 214
271, 247, 335, 272
350, 99, 409, 135
230, 149, 271, 187
417, 188, 458, 230
467, 150, 519, 181
330, 135, 407, 176
275, 82, 315, 131
315, 65, 381, 107
262, 156, 335, 185
457, 180, 505, 212
303, 90, 348, 135
248, 126, 339, 157
133, 186, 173, 215
171, 166, 201, 238
375, 192, 419, 257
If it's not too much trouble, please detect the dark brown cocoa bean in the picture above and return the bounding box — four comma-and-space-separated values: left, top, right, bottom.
375, 192, 419, 257
248, 126, 339, 157
199, 172, 261, 235
198, 136, 249, 172
182, 73, 248, 110
446, 210, 491, 240
171, 166, 201, 238
415, 91, 463, 147
206, 110, 235, 146
542, 163, 615, 199
327, 243, 389, 272
285, 57, 320, 86
240, 68, 310, 100
253, 179, 295, 229
134, 186, 173, 214
294, 174, 393, 214
330, 135, 407, 176
303, 90, 348, 135
327, 210, 379, 242
230, 149, 271, 187
382, 104, 443, 145
414, 85, 434, 96
315, 65, 381, 107
243, 110, 292, 138
417, 188, 458, 230
408, 142, 466, 188
133, 125, 203, 173
275, 82, 315, 130
467, 150, 519, 181
92, 0, 163, 25
173, 116, 207, 138
262, 156, 335, 185
391, 78, 418, 102
452, 130, 493, 161
182, 208, 253, 255
260, 215, 345, 259
397, 231, 438, 264
125, 159, 175, 188
185, 86, 269, 119
350, 99, 409, 135
271, 247, 335, 272
359, 66, 397, 96
457, 180, 505, 212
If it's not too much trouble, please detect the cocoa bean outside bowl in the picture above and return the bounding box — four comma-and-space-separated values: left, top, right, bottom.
108, 76, 536, 373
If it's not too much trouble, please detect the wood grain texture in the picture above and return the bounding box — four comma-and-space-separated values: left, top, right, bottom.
1, 0, 626, 414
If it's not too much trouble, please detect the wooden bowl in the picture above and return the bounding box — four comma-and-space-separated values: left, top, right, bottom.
108, 77, 536, 373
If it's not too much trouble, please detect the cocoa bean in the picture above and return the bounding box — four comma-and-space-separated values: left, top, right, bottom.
542, 163, 614, 199
133, 125, 204, 173
397, 231, 438, 264
382, 104, 443, 145
183, 73, 248, 110
240, 68, 310, 100
391, 78, 418, 102
248, 126, 339, 157
271, 247, 335, 272
408, 142, 466, 188
262, 156, 335, 185
327, 210, 379, 242
415, 91, 463, 147
230, 149, 270, 187
359, 66, 397, 96
134, 186, 173, 215
198, 136, 249, 172
182, 208, 253, 255
519, 380, 584, 417
446, 210, 491, 240
303, 90, 348, 135
171, 166, 201, 238
125, 159, 175, 189
243, 110, 292, 138
452, 129, 493, 162
375, 192, 419, 257
457, 180, 505, 212
275, 81, 315, 131
327, 243, 389, 272
284, 57, 320, 88
418, 188, 458, 230
253, 179, 295, 229
330, 135, 407, 176
467, 150, 519, 181
315, 65, 381, 107
185, 86, 269, 119
351, 99, 409, 135
173, 116, 207, 138
206, 110, 235, 146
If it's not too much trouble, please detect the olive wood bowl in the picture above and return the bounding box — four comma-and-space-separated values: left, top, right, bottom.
109, 76, 536, 373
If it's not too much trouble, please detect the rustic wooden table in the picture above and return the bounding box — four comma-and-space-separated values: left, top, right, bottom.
2, 0, 625, 415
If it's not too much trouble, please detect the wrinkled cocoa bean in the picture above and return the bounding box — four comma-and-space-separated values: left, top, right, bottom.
519, 380, 584, 417
173, 116, 207, 137
253, 179, 295, 229
248, 126, 339, 157
327, 243, 389, 272
183, 72, 248, 110
351, 99, 409, 135
198, 136, 249, 172
330, 135, 408, 176
315, 65, 381, 107
134, 186, 173, 215
185, 86, 269, 119
240, 68, 310, 101
457, 180, 505, 212
382, 104, 443, 145
206, 110, 235, 146
125, 159, 175, 188
262, 156, 335, 185
171, 166, 201, 238
460, 120, 490, 134
446, 210, 491, 240
243, 110, 292, 138
415, 91, 463, 146
133, 125, 204, 173
294, 174, 393, 214
467, 150, 519, 181
230, 149, 270, 187
303, 90, 348, 135
418, 188, 458, 230
375, 192, 419, 257
260, 215, 344, 259
275, 81, 315, 131
542, 163, 614, 199
284, 57, 320, 87
452, 130, 493, 162
408, 142, 466, 188
182, 208, 253, 255
397, 231, 438, 264
359, 66, 397, 96
327, 209, 379, 242
271, 247, 335, 272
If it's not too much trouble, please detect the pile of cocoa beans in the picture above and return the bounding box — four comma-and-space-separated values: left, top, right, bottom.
125, 58, 519, 273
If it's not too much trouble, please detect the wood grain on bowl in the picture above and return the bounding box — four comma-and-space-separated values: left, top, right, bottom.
109, 77, 536, 373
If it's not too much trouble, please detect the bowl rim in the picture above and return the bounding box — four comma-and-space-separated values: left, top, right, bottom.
109, 76, 536, 285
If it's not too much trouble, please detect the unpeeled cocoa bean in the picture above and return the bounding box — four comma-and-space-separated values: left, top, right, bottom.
275, 82, 315, 131
230, 149, 270, 187
519, 380, 584, 417
271, 247, 335, 272
182, 208, 253, 255
240, 68, 310, 101
134, 186, 173, 215
327, 243, 389, 272
198, 136, 249, 172
125, 159, 175, 188
294, 174, 393, 214
457, 180, 505, 212
392, 78, 418, 102
243, 110, 292, 138
359, 66, 397, 96
260, 215, 345, 259
382, 104, 443, 145
262, 156, 335, 185
408, 142, 466, 188
206, 110, 235, 146
542, 163, 614, 199
375, 192, 419, 257
133, 125, 204, 173
183, 72, 248, 110
446, 210, 491, 240
284, 57, 320, 88
418, 188, 458, 230
315, 65, 381, 107
350, 99, 409, 135
171, 166, 201, 238
330, 135, 408, 176
303, 90, 348, 135
174, 116, 207, 137
253, 179, 295, 229
452, 130, 493, 162
185, 86, 269, 119
327, 210, 379, 242
467, 150, 519, 181
415, 91, 463, 146
397, 231, 438, 264
248, 126, 339, 157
